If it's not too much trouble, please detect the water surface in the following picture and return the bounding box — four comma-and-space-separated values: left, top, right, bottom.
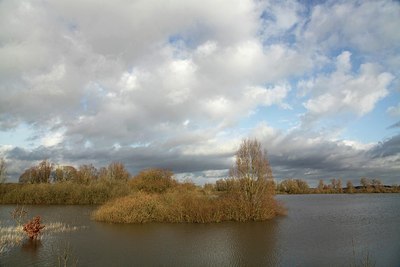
1, 194, 399, 266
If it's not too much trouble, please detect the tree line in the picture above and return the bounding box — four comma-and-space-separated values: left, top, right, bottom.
273, 177, 400, 194
1, 139, 286, 223
18, 160, 130, 184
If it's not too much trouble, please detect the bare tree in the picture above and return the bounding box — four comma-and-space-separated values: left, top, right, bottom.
337, 178, 343, 193
36, 160, 53, 183
107, 162, 130, 181
0, 157, 7, 183
360, 177, 372, 192
278, 179, 310, 194
346, 180, 354, 194
317, 179, 325, 193
53, 165, 78, 182
19, 167, 35, 183
19, 160, 53, 183
230, 138, 274, 206
230, 138, 273, 181
75, 164, 98, 184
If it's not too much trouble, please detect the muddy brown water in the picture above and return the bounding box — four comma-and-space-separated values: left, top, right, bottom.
1, 194, 399, 266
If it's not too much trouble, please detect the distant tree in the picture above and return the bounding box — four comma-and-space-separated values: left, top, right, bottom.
360, 177, 372, 192
297, 179, 310, 193
36, 160, 53, 183
337, 178, 343, 193
19, 167, 35, 183
278, 179, 310, 194
316, 179, 325, 193
371, 178, 383, 192
346, 180, 354, 194
75, 164, 98, 184
330, 178, 343, 193
19, 160, 53, 184
0, 157, 7, 183
107, 162, 130, 181
53, 165, 78, 182
330, 178, 337, 193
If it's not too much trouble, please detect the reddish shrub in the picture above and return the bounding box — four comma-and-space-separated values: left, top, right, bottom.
23, 216, 45, 239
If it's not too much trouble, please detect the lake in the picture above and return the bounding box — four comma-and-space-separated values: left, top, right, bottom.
1, 194, 399, 266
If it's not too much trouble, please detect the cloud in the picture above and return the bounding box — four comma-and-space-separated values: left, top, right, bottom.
0, 0, 399, 185
249, 123, 400, 185
388, 121, 400, 129
387, 104, 400, 117
301, 51, 393, 123
301, 1, 400, 54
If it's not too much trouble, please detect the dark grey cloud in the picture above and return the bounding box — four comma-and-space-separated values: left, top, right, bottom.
3, 143, 234, 182
251, 125, 400, 185
369, 134, 400, 158
3, 131, 400, 186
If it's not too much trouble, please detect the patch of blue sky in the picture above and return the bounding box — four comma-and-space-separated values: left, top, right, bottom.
167, 23, 212, 51
239, 103, 302, 133
341, 93, 400, 143
0, 123, 39, 148
258, 14, 298, 47
167, 34, 191, 59
297, 0, 329, 15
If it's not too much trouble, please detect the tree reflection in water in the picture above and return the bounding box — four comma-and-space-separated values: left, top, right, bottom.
21, 238, 42, 254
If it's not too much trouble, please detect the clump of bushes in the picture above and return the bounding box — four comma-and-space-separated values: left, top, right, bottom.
93, 139, 285, 224
129, 168, 177, 193
93, 177, 284, 224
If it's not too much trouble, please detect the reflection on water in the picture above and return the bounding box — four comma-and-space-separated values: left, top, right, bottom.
1, 194, 400, 266
21, 239, 42, 254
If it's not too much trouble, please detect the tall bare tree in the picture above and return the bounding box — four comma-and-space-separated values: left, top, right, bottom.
19, 160, 53, 183
107, 162, 130, 181
75, 164, 98, 184
230, 138, 273, 181
53, 165, 78, 182
230, 138, 274, 207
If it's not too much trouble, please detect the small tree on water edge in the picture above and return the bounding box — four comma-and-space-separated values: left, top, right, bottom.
228, 138, 277, 218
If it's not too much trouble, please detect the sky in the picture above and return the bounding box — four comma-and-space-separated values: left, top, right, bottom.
0, 0, 399, 185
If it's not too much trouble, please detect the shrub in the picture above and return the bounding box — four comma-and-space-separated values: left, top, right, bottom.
130, 168, 177, 193
23, 216, 45, 240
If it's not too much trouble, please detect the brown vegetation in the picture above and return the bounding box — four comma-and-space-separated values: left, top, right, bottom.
2, 139, 398, 221
23, 216, 45, 240
93, 138, 284, 223
0, 181, 130, 204
277, 179, 310, 194
93, 177, 285, 224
